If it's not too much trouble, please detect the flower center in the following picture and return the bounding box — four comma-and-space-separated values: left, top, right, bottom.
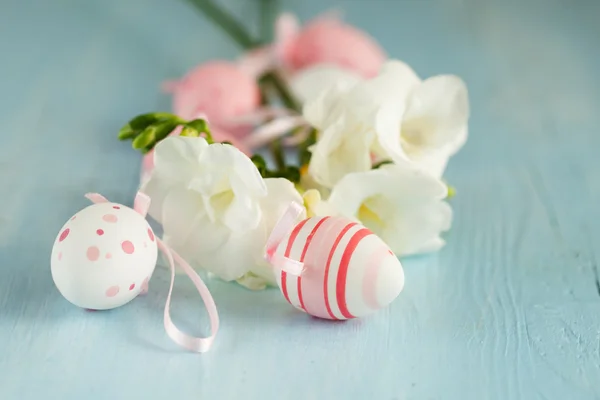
209, 190, 234, 216
400, 117, 436, 154
357, 195, 386, 233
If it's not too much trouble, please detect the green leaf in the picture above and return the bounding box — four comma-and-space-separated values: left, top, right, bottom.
154, 120, 180, 143
132, 120, 179, 150
129, 112, 179, 130
131, 129, 156, 149
118, 112, 181, 141
118, 124, 137, 140
186, 119, 213, 143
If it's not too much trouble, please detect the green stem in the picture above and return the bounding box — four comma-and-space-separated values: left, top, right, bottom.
261, 71, 300, 112
298, 128, 317, 166
259, 0, 278, 43
269, 139, 285, 171
185, 0, 258, 49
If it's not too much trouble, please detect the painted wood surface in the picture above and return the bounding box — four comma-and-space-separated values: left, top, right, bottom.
1, 0, 599, 398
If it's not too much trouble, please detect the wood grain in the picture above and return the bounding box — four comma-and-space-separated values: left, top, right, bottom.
0, 0, 599, 398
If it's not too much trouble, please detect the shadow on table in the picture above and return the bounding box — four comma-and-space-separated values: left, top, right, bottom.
122, 268, 360, 353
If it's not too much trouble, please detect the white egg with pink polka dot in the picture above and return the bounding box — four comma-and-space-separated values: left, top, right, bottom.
51, 201, 158, 310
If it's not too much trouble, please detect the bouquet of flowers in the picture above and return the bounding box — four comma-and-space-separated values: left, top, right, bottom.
117, 0, 469, 291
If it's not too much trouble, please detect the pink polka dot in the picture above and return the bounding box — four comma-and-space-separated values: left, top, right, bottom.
96, 229, 104, 236
121, 241, 135, 254
148, 228, 155, 242
58, 252, 62, 261
59, 228, 70, 242
144, 242, 147, 248
129, 283, 135, 291
105, 286, 119, 297
86, 246, 100, 261
113, 205, 120, 209
102, 214, 118, 223
105, 253, 112, 259
71, 215, 76, 221
388, 250, 394, 256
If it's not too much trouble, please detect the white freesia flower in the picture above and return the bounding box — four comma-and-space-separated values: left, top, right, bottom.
327, 164, 452, 255
378, 61, 470, 178
141, 136, 303, 287
303, 60, 469, 186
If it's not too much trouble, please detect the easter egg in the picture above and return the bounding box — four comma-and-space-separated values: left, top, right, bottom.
272, 216, 404, 320
51, 202, 158, 310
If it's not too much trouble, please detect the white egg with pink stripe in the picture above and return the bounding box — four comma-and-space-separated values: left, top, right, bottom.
270, 215, 405, 320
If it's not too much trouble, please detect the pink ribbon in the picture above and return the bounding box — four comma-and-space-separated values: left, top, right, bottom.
157, 237, 219, 353
264, 202, 306, 276
85, 192, 219, 353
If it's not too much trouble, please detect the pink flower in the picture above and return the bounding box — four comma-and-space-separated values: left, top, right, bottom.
275, 13, 386, 78
163, 61, 261, 127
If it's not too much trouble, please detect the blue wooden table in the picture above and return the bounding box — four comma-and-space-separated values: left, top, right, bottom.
1, 0, 600, 398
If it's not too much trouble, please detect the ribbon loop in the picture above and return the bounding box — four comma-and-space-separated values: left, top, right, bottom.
85, 193, 109, 204
264, 202, 306, 276
133, 192, 151, 217
84, 192, 218, 353
158, 238, 219, 353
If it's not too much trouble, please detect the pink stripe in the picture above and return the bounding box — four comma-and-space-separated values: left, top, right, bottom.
336, 228, 372, 319
301, 217, 350, 319
281, 219, 309, 305
362, 245, 389, 310
297, 217, 330, 311
324, 222, 358, 319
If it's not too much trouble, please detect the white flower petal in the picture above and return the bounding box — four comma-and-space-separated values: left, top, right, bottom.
199, 230, 262, 281
302, 82, 349, 129
222, 181, 263, 232
384, 200, 452, 255
327, 165, 452, 256
404, 149, 451, 179
153, 136, 208, 181
308, 116, 374, 188
361, 59, 421, 107
327, 169, 391, 217
372, 103, 410, 165
195, 143, 267, 198
403, 74, 469, 150
140, 172, 175, 225
290, 64, 362, 104
160, 186, 230, 254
